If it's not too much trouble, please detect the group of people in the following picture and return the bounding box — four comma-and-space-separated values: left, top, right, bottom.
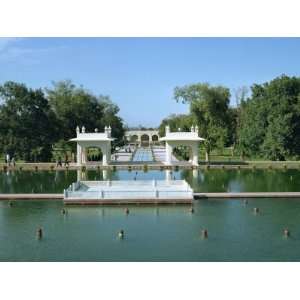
56, 155, 70, 167
124, 147, 132, 153
4, 153, 16, 167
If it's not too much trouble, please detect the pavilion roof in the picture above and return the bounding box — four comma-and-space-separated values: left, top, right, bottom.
70, 133, 115, 142
159, 132, 205, 142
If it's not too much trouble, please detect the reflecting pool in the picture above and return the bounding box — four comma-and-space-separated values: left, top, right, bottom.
1, 168, 300, 261
1, 168, 300, 193
132, 147, 154, 162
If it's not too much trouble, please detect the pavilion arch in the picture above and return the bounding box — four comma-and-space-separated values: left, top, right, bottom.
152, 134, 159, 142
77, 142, 110, 165
130, 135, 139, 143
172, 144, 193, 162
141, 134, 150, 146
85, 146, 103, 162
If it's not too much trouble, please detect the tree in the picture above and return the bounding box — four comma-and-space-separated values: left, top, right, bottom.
174, 83, 232, 161
158, 114, 193, 137
46, 80, 125, 149
0, 81, 59, 161
99, 95, 125, 146
237, 75, 300, 160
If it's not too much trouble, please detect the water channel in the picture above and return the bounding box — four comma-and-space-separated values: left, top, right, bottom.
1, 168, 300, 261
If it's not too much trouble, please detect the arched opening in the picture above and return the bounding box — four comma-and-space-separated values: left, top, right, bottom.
172, 145, 193, 162
130, 135, 139, 144
151, 134, 159, 145
141, 134, 150, 147
86, 147, 103, 162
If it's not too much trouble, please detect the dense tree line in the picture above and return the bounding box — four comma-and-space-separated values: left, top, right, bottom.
159, 75, 300, 161
237, 75, 300, 160
0, 80, 125, 162
2, 75, 300, 162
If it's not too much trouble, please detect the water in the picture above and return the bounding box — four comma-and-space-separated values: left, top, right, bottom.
1, 168, 300, 261
132, 147, 154, 162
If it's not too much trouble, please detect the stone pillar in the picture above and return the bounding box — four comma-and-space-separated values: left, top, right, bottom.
81, 147, 87, 164
107, 142, 111, 164
192, 142, 199, 166
165, 142, 172, 165
102, 145, 108, 166
76, 143, 82, 166
77, 169, 82, 181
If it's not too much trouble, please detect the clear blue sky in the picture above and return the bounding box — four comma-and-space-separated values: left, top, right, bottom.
0, 37, 300, 127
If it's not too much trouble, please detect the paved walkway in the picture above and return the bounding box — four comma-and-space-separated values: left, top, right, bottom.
2, 192, 300, 201
194, 192, 300, 199
152, 146, 178, 162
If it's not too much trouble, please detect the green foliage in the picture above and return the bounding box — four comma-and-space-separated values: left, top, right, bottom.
46, 80, 124, 145
0, 81, 59, 161
237, 75, 300, 160
0, 80, 125, 162
173, 83, 232, 153
158, 114, 193, 137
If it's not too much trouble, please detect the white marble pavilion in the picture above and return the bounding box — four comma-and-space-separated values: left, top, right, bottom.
70, 126, 114, 166
159, 125, 205, 166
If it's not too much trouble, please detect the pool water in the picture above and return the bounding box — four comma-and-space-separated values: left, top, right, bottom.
132, 147, 154, 162
1, 168, 300, 261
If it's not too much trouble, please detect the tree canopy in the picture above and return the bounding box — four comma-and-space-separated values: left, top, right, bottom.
46, 80, 124, 143
0, 81, 59, 161
0, 80, 125, 161
237, 75, 300, 160
174, 83, 232, 154
158, 114, 193, 137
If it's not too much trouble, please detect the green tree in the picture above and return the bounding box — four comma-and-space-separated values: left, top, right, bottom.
237, 75, 300, 160
0, 81, 59, 161
174, 83, 232, 161
158, 114, 193, 137
46, 80, 125, 149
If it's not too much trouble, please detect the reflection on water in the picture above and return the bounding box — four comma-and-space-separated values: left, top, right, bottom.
1, 169, 300, 261
1, 168, 300, 193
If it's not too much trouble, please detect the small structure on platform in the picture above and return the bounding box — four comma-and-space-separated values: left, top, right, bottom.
159, 125, 205, 166
70, 126, 114, 166
63, 180, 193, 204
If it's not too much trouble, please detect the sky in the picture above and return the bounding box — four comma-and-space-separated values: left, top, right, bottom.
0, 37, 300, 127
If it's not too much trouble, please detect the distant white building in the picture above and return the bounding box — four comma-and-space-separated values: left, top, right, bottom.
125, 130, 159, 145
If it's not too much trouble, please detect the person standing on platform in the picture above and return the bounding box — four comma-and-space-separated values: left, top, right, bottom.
64, 154, 69, 167
57, 156, 62, 167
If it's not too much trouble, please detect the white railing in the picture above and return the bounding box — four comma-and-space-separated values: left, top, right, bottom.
64, 180, 193, 200
65, 189, 193, 200
80, 180, 188, 187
